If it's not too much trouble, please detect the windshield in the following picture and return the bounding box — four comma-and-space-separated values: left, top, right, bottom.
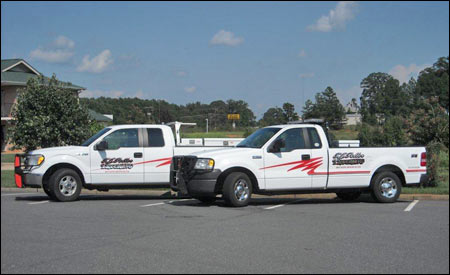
237, 128, 281, 148
81, 128, 111, 146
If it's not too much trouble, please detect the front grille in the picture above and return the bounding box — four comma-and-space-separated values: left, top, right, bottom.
172, 155, 198, 182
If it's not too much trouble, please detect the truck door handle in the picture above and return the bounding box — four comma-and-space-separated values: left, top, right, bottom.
134, 152, 143, 158
302, 154, 310, 160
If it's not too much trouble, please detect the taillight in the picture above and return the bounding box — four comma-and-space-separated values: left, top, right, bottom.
14, 155, 20, 167
420, 152, 427, 167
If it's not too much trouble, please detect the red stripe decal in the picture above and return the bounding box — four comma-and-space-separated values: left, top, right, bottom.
311, 171, 371, 175
406, 169, 427, 173
261, 157, 371, 175
156, 160, 172, 167
134, 157, 172, 166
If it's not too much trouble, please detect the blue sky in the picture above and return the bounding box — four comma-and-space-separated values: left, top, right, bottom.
2, 1, 449, 118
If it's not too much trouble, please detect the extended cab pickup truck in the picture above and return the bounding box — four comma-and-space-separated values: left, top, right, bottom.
170, 123, 428, 207
14, 123, 242, 202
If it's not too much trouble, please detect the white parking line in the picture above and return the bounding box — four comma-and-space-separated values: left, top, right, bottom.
140, 198, 194, 208
404, 200, 419, 212
264, 199, 310, 210
28, 200, 49, 205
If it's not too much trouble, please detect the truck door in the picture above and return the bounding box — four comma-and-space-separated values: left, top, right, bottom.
307, 127, 329, 189
90, 128, 144, 184
263, 128, 313, 190
142, 127, 172, 184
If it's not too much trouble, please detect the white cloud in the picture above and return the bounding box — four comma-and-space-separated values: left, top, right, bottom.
135, 89, 144, 98
79, 89, 124, 98
53, 35, 75, 49
30, 49, 74, 63
184, 86, 197, 93
389, 63, 430, 84
298, 49, 307, 58
77, 50, 113, 73
299, 73, 315, 79
29, 35, 75, 63
307, 1, 358, 32
210, 30, 244, 47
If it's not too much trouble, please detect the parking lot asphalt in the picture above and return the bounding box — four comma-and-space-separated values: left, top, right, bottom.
1, 191, 449, 274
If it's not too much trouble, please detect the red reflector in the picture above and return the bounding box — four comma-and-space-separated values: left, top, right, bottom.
15, 174, 23, 188
420, 152, 427, 167
14, 155, 20, 167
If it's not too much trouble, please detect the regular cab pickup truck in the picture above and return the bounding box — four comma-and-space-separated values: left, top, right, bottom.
171, 123, 428, 207
14, 122, 242, 202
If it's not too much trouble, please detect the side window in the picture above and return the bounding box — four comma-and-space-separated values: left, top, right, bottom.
275, 128, 306, 152
103, 129, 139, 149
308, 128, 322, 149
147, 128, 165, 147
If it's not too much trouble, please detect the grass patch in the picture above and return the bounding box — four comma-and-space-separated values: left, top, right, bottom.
330, 126, 359, 140
1, 153, 15, 164
1, 170, 16, 188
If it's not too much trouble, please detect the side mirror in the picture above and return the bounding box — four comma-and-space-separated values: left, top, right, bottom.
269, 139, 285, 153
95, 140, 108, 151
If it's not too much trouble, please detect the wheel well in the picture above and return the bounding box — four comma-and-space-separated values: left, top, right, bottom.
215, 167, 260, 194
43, 163, 86, 188
371, 165, 406, 187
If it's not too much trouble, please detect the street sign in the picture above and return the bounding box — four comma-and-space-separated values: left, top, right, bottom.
227, 114, 240, 120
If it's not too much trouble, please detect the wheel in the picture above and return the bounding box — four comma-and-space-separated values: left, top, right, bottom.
193, 196, 216, 204
223, 172, 252, 207
370, 171, 402, 203
336, 191, 361, 201
49, 168, 82, 202
43, 184, 55, 200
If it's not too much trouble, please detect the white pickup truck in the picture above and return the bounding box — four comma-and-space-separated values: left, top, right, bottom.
14, 122, 243, 202
170, 123, 428, 207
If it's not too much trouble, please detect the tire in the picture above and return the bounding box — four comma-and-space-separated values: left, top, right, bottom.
370, 171, 402, 203
48, 168, 82, 202
223, 172, 252, 207
193, 196, 216, 204
336, 191, 361, 201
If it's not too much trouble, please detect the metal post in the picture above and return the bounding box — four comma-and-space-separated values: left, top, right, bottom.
205, 118, 209, 133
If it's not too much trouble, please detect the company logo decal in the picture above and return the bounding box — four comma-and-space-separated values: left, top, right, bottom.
332, 152, 365, 166
97, 157, 172, 171
101, 158, 134, 170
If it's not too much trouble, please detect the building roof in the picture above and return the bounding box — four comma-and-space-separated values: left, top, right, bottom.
1, 59, 85, 90
88, 109, 113, 122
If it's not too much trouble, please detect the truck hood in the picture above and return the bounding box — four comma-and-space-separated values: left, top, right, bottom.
192, 147, 260, 159
28, 146, 88, 157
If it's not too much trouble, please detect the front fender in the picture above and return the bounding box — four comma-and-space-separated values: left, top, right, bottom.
38, 154, 90, 183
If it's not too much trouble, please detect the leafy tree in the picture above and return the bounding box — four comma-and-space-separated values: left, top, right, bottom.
416, 56, 449, 112
9, 75, 93, 151
282, 103, 299, 122
358, 116, 410, 147
302, 87, 346, 129
360, 73, 410, 124
406, 97, 449, 148
259, 107, 286, 126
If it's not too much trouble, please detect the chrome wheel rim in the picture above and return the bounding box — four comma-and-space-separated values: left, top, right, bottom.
59, 175, 77, 197
380, 177, 397, 199
234, 179, 249, 202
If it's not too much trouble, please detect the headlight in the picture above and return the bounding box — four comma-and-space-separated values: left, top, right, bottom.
26, 155, 45, 166
194, 158, 215, 170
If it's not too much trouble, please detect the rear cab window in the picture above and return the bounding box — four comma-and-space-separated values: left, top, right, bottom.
307, 128, 322, 149
146, 128, 165, 147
